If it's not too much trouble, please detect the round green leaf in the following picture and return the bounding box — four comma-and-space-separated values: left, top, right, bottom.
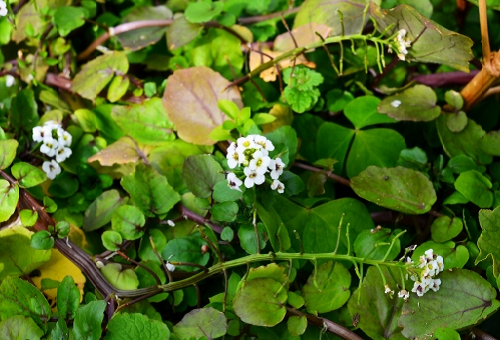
161, 236, 209, 272
287, 291, 305, 309
30, 230, 54, 250
351, 166, 437, 214
354, 228, 401, 260
53, 6, 86, 36
477, 207, 500, 277
185, 1, 223, 23
213, 180, 243, 202
434, 328, 461, 340
74, 109, 97, 133
221, 227, 234, 242
211, 201, 238, 222
0, 139, 19, 170
454, 170, 493, 208
446, 111, 467, 132
302, 261, 351, 313
173, 307, 227, 339
344, 96, 396, 128
101, 231, 123, 251
111, 205, 146, 240
430, 216, 463, 243
238, 222, 267, 255
233, 278, 287, 327
19, 209, 38, 227
56, 221, 70, 238
399, 269, 500, 338
100, 263, 139, 290
12, 162, 46, 188
287, 315, 307, 336
444, 90, 464, 110
0, 180, 19, 223
48, 172, 79, 199
105, 313, 170, 340
181, 155, 224, 198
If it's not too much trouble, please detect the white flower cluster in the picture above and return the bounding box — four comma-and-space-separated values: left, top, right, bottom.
32, 121, 72, 180
393, 29, 412, 61
226, 135, 285, 193
410, 249, 444, 297
0, 0, 7, 16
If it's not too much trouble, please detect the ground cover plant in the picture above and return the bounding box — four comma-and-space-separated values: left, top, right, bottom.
2, 0, 500, 338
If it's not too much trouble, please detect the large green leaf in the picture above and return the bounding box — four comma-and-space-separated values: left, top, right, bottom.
0, 276, 51, 329
344, 96, 396, 128
0, 225, 52, 279
173, 308, 227, 339
111, 205, 146, 240
477, 207, 500, 277
480, 130, 500, 156
454, 170, 493, 208
354, 228, 401, 260
162, 66, 242, 145
72, 52, 129, 100
0, 139, 19, 170
83, 190, 127, 232
57, 276, 81, 322
273, 196, 374, 254
369, 3, 473, 72
0, 315, 43, 340
348, 266, 406, 340
302, 261, 351, 313
346, 128, 406, 178
121, 163, 180, 217
399, 269, 499, 339
105, 313, 170, 340
316, 122, 355, 174
377, 85, 441, 122
181, 154, 224, 198
0, 180, 18, 223
111, 98, 175, 145
161, 236, 209, 272
233, 278, 287, 327
350, 166, 437, 214
73, 300, 106, 340
11, 162, 47, 188
437, 116, 492, 165
430, 216, 463, 243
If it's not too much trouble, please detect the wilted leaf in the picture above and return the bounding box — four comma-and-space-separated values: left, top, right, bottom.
88, 137, 150, 167
377, 85, 441, 122
370, 3, 473, 72
173, 308, 227, 339
350, 166, 437, 214
162, 66, 243, 145
399, 269, 499, 339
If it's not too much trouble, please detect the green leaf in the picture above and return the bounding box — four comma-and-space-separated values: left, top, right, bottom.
0, 276, 51, 329
11, 89, 38, 132
345, 96, 396, 128
121, 163, 180, 217
74, 109, 97, 133
11, 162, 47, 188
48, 172, 79, 199
316, 122, 355, 175
163, 66, 243, 145
287, 315, 307, 336
370, 3, 473, 72
221, 227, 234, 242
444, 90, 464, 110
102, 231, 123, 251
167, 14, 202, 50
233, 278, 287, 327
351, 166, 437, 214
246, 263, 289, 285
0, 139, 19, 170
111, 98, 175, 145
253, 113, 276, 125
454, 170, 493, 208
218, 99, 240, 119
161, 236, 209, 272
138, 229, 167, 263
73, 300, 106, 340
107, 76, 130, 103
19, 209, 38, 227
354, 228, 401, 260
211, 201, 238, 222
185, 1, 224, 23
283, 66, 324, 113
0, 315, 43, 340
302, 261, 351, 313
477, 207, 500, 277
399, 269, 499, 338
111, 205, 146, 240
446, 155, 484, 174
377, 85, 441, 122
346, 128, 406, 178
265, 125, 298, 167
83, 190, 126, 232
0, 225, 51, 279
433, 328, 461, 340
256, 201, 292, 252
57, 276, 80, 321
181, 154, 225, 198
431, 216, 463, 243
437, 111, 492, 165
287, 291, 305, 309
105, 313, 170, 340
238, 222, 267, 255
173, 307, 227, 339
0, 180, 18, 223
480, 130, 500, 156
30, 230, 54, 250
100, 263, 139, 290
213, 180, 243, 202
72, 52, 129, 101
53, 7, 86, 36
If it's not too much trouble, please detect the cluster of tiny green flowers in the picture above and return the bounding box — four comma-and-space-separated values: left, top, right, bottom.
389, 29, 412, 61
226, 135, 285, 193
409, 249, 444, 297
32, 121, 72, 180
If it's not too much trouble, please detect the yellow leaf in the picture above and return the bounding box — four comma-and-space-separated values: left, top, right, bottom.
32, 249, 86, 309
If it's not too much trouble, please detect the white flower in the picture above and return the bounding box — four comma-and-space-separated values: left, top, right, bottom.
271, 179, 285, 194
269, 157, 285, 180
55, 146, 72, 163
430, 278, 441, 292
227, 172, 243, 192
32, 125, 53, 143
57, 128, 72, 147
435, 255, 444, 272
44, 120, 62, 130
254, 135, 275, 152
0, 0, 7, 16
244, 167, 265, 188
394, 29, 412, 61
384, 284, 394, 295
249, 151, 271, 174
227, 143, 243, 169
5, 75, 15, 87
40, 139, 59, 157
236, 136, 256, 150
42, 160, 61, 180
391, 100, 401, 108
166, 262, 175, 272
398, 290, 409, 301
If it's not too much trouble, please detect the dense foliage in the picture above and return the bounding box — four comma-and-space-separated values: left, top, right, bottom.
2, 0, 500, 339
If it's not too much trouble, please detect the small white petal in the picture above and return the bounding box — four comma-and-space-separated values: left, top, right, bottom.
5, 75, 15, 87
42, 160, 61, 180
391, 100, 402, 108
167, 220, 175, 227
166, 262, 176, 272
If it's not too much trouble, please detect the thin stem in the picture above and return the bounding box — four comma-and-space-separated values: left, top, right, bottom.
333, 214, 344, 255
150, 237, 173, 283
180, 205, 223, 233
479, 0, 491, 63
252, 208, 261, 254
237, 7, 300, 25
381, 230, 407, 262
293, 161, 351, 187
